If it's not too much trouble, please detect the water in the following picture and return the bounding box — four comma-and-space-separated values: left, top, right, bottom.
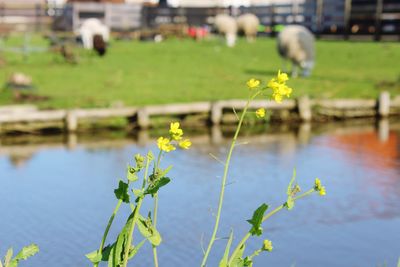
0, 121, 399, 267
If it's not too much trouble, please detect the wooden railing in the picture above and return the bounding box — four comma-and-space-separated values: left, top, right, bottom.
0, 92, 399, 134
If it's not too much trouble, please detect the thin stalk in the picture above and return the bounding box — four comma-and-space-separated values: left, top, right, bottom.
94, 181, 131, 267
121, 155, 152, 267
201, 92, 260, 267
152, 151, 162, 267
227, 189, 315, 265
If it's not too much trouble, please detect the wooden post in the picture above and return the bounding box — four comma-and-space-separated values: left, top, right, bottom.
344, 0, 352, 40
65, 111, 78, 132
378, 91, 390, 117
210, 102, 222, 125
137, 108, 150, 129
297, 122, 311, 144
297, 96, 312, 121
374, 0, 383, 41
316, 0, 324, 36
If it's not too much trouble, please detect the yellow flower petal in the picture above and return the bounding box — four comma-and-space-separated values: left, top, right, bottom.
247, 78, 260, 89
255, 108, 266, 118
179, 139, 192, 149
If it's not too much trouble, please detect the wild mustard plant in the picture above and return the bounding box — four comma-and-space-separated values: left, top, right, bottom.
200, 70, 326, 267
0, 244, 39, 267
86, 122, 191, 267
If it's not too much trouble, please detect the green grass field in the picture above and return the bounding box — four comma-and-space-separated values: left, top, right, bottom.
1, 35, 400, 109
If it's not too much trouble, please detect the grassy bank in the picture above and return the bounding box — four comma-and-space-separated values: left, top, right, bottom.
1, 36, 399, 109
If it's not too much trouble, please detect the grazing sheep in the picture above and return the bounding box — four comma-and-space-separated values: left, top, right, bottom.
277, 25, 315, 77
237, 13, 260, 42
76, 18, 110, 56
214, 14, 237, 47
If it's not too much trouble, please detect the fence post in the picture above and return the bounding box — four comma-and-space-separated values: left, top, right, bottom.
137, 108, 150, 129
35, 4, 42, 32
378, 91, 390, 117
344, 0, 352, 40
211, 102, 222, 125
316, 0, 324, 37
374, 0, 383, 41
65, 111, 78, 132
270, 4, 276, 37
297, 96, 312, 121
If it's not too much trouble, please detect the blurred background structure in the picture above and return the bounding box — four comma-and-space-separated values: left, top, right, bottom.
0, 0, 399, 40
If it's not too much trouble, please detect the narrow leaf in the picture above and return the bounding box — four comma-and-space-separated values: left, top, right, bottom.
114, 180, 130, 203
114, 213, 135, 265
107, 244, 116, 267
4, 248, 13, 266
287, 169, 296, 196
128, 239, 146, 259
219, 230, 234, 267
144, 177, 171, 196
158, 165, 173, 178
246, 203, 268, 236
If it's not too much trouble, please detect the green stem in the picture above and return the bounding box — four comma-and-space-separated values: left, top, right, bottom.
201, 92, 260, 267
121, 154, 152, 267
94, 181, 131, 267
227, 189, 316, 265
152, 151, 162, 267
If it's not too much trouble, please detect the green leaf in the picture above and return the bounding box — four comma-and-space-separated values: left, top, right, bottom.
113, 213, 135, 266
137, 214, 162, 246
114, 180, 130, 203
243, 257, 253, 267
12, 244, 39, 262
85, 250, 102, 264
126, 165, 139, 182
246, 203, 268, 236
128, 239, 146, 260
107, 244, 116, 267
144, 177, 171, 196
287, 169, 296, 196
230, 244, 246, 267
219, 230, 234, 267
397, 257, 400, 267
158, 165, 173, 178
285, 198, 294, 210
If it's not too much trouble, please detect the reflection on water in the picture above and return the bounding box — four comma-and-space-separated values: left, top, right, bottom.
0, 119, 399, 267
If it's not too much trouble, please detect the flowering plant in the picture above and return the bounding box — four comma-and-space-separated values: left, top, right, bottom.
86, 70, 325, 267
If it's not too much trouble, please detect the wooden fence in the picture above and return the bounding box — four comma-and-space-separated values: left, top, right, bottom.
0, 92, 399, 134
1, 1, 400, 39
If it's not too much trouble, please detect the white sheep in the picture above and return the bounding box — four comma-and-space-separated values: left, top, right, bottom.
277, 25, 315, 77
214, 14, 237, 47
76, 18, 110, 56
237, 13, 260, 42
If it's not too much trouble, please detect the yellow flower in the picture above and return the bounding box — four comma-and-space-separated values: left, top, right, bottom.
255, 108, 266, 118
267, 78, 279, 90
319, 186, 326, 196
314, 178, 326, 196
157, 137, 175, 152
277, 70, 289, 83
246, 78, 260, 90
262, 239, 273, 252
179, 139, 192, 149
169, 122, 183, 140
267, 71, 292, 103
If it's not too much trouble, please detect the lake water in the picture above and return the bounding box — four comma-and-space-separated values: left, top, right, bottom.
0, 121, 399, 267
